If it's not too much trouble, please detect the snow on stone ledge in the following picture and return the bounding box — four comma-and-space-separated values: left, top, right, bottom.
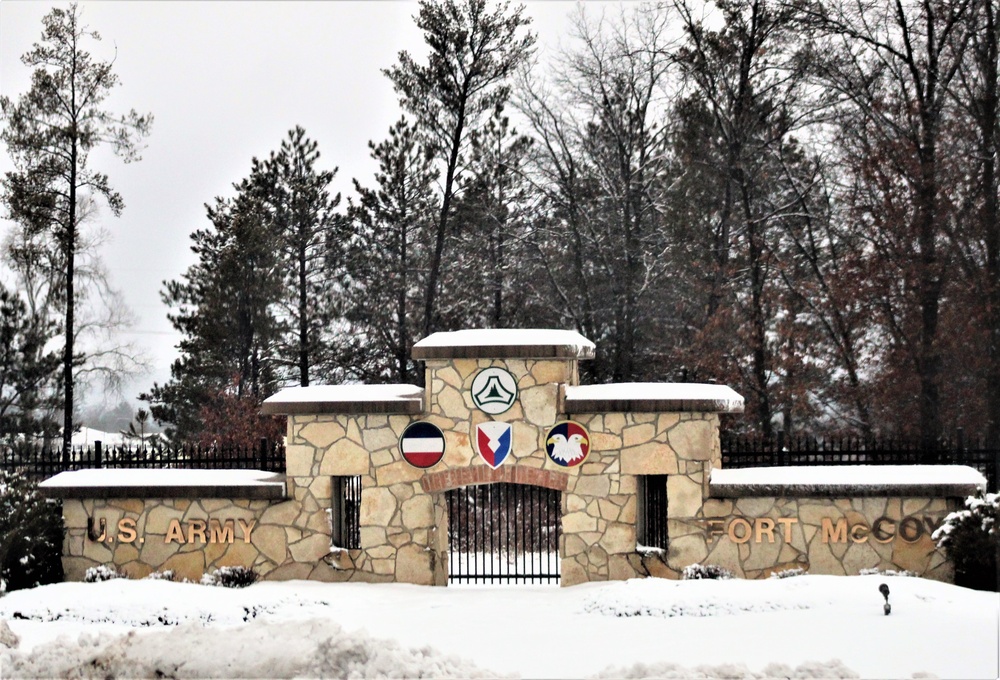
710, 465, 987, 498
261, 384, 423, 415
39, 468, 287, 500
564, 383, 744, 413
412, 328, 596, 360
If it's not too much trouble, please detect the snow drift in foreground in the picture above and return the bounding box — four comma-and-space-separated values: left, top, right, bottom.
0, 621, 864, 679
0, 575, 994, 679
583, 575, 824, 617
0, 619, 506, 679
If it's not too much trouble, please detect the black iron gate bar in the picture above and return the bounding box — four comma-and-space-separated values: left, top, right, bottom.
447, 482, 561, 584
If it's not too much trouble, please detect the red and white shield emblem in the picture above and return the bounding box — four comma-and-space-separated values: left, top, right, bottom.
475, 422, 512, 469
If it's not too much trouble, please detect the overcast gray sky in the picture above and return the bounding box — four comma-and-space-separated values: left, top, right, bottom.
0, 1, 612, 408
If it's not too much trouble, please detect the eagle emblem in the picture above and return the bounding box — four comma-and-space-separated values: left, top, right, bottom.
545, 421, 590, 467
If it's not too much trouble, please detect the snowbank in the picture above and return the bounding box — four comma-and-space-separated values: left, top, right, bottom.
711, 465, 987, 497
0, 577, 995, 679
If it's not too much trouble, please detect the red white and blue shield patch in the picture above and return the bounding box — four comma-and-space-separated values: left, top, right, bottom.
475, 422, 512, 469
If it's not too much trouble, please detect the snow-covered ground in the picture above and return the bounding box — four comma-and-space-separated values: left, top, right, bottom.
0, 574, 996, 678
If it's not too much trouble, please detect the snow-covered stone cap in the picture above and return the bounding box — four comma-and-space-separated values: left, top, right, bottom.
39, 469, 287, 500
710, 465, 987, 498
261, 384, 423, 415
565, 383, 744, 414
412, 329, 595, 360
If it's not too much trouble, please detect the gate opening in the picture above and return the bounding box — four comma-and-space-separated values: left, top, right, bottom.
446, 482, 560, 585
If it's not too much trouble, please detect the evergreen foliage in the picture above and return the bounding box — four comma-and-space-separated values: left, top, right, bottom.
933, 494, 1000, 591
0, 284, 61, 443
0, 469, 64, 593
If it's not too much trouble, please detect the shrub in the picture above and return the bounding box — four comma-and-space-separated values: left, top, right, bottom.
681, 563, 734, 580
84, 565, 127, 582
933, 493, 999, 591
200, 565, 258, 588
769, 567, 806, 579
0, 469, 64, 593
858, 567, 915, 577
145, 570, 175, 581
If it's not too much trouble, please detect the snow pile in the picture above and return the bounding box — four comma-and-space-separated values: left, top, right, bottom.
0, 576, 995, 678
0, 580, 336, 627
264, 383, 423, 404
39, 468, 285, 490
592, 659, 864, 679
711, 465, 987, 488
0, 619, 509, 679
583, 575, 830, 618
413, 328, 594, 352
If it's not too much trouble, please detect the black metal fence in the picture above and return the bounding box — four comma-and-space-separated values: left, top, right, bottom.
446, 482, 561, 585
1, 438, 286, 480
331, 475, 361, 549
638, 475, 668, 550
722, 430, 1000, 491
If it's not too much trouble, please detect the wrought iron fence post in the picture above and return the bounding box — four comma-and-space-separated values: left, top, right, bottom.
777, 431, 786, 466
94, 440, 102, 468
259, 438, 268, 470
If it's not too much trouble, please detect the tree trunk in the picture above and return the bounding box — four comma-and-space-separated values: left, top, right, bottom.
423, 98, 468, 338
979, 0, 1000, 443
298, 236, 309, 387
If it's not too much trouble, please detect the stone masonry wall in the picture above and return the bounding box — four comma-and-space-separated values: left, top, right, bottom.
61, 497, 282, 582
666, 496, 956, 580
281, 358, 731, 587
565, 412, 721, 584
284, 413, 444, 584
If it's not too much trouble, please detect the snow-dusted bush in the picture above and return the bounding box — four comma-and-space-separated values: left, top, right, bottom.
84, 565, 127, 582
769, 567, 806, 579
933, 493, 999, 591
145, 570, 175, 581
857, 567, 915, 577
681, 563, 734, 580
200, 565, 258, 588
0, 469, 63, 593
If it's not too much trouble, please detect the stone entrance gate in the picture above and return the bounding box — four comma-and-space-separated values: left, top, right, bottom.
446, 481, 561, 584
44, 328, 983, 585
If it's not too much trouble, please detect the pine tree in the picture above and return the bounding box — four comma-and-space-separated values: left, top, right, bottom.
0, 284, 61, 444
142, 168, 283, 442
347, 118, 438, 382
385, 0, 536, 335
1, 4, 152, 456
266, 127, 343, 387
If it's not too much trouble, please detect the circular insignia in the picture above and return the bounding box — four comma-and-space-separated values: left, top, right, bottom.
470, 367, 518, 415
399, 421, 445, 469
545, 421, 591, 467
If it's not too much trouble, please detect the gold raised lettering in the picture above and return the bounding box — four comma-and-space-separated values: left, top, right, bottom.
165, 519, 186, 544
187, 519, 207, 544
776, 517, 797, 542
849, 523, 870, 543
238, 519, 256, 544
755, 518, 776, 543
821, 518, 847, 543
210, 519, 235, 544
899, 517, 923, 543
728, 518, 752, 544
872, 517, 895, 543
707, 519, 725, 540
117, 518, 137, 543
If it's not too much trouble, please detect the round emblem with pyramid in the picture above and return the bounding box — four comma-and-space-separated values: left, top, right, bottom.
470, 367, 518, 415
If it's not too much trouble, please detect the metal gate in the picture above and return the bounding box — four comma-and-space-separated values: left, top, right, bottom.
446, 482, 561, 584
